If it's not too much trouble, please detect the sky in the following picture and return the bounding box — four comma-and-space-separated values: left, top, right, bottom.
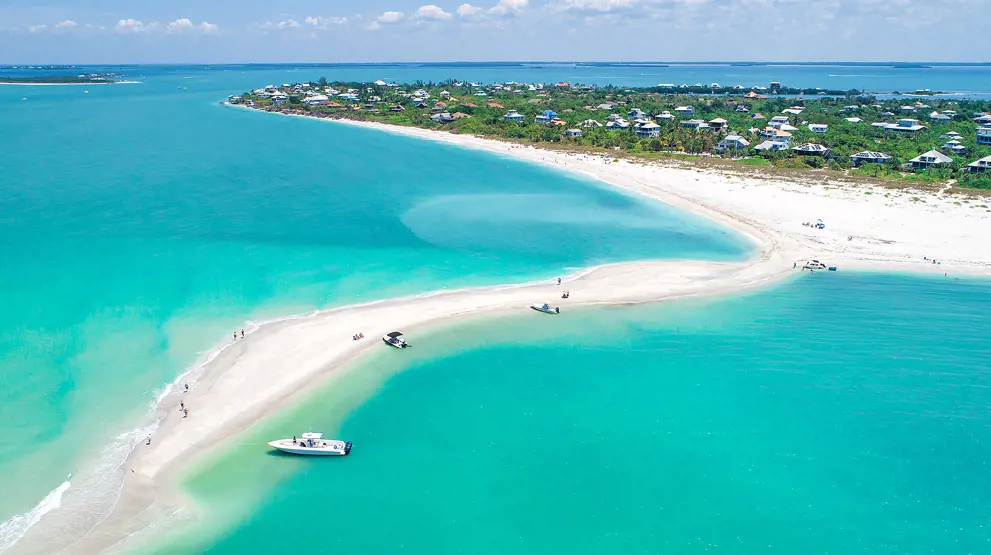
1, 0, 988, 64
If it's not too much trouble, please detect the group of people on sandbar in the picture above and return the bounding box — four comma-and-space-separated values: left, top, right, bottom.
233, 328, 245, 341
352, 332, 365, 341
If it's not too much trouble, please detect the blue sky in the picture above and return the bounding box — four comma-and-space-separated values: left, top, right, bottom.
2, 0, 988, 64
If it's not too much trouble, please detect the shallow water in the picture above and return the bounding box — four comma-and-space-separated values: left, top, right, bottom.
143, 272, 991, 555
0, 67, 749, 549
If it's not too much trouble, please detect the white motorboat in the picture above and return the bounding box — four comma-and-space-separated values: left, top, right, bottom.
531, 303, 560, 314
383, 331, 409, 348
268, 433, 352, 456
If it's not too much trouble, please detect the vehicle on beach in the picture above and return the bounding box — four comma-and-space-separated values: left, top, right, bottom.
383, 331, 410, 348
531, 303, 560, 314
268, 433, 352, 456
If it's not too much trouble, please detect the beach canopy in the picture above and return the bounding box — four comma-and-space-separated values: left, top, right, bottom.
301, 433, 323, 440
386, 331, 404, 338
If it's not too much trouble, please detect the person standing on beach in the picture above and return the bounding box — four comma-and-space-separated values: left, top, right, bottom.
184, 383, 189, 393
183, 408, 189, 418
233, 332, 237, 341
241, 328, 245, 338
180, 400, 184, 412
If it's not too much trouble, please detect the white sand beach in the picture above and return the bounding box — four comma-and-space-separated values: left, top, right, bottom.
14, 114, 991, 555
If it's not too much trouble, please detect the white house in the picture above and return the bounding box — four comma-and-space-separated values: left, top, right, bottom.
715, 135, 750, 153
654, 111, 676, 122
929, 111, 952, 122
966, 155, 991, 173
782, 107, 804, 115
681, 119, 709, 130
579, 119, 603, 128
909, 150, 953, 169
845, 117, 863, 123
754, 140, 790, 151
850, 151, 892, 166
270, 92, 288, 105
735, 105, 750, 113
972, 114, 991, 125
674, 106, 695, 116
708, 118, 728, 130
606, 118, 630, 130
808, 124, 829, 133
503, 110, 525, 123
303, 94, 330, 106
635, 122, 662, 138
760, 128, 793, 144
883, 119, 926, 134
628, 108, 648, 119
770, 115, 790, 124
941, 140, 967, 155
563, 128, 583, 138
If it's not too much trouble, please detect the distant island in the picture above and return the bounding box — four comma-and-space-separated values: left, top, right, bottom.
230, 78, 991, 190
0, 73, 121, 84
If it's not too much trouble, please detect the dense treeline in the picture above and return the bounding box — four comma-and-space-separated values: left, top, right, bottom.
240, 78, 991, 190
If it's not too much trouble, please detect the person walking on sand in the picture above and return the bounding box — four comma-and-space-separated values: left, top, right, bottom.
183, 408, 189, 418
146, 436, 152, 446
557, 277, 562, 285
180, 400, 184, 412
241, 328, 245, 338
184, 383, 189, 393
233, 332, 237, 341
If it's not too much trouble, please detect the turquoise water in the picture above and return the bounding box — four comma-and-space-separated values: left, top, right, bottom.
0, 69, 750, 546
146, 272, 991, 555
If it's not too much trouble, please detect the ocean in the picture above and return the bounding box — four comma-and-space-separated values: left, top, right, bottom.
0, 65, 748, 550
137, 272, 991, 555
2, 63, 990, 554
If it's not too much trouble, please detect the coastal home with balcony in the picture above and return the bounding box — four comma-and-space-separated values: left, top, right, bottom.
850, 151, 892, 166
978, 125, 991, 146
430, 112, 455, 124
967, 155, 991, 173
708, 118, 728, 130
654, 111, 676, 122
883, 119, 926, 134
681, 119, 709, 130
941, 140, 967, 155
674, 106, 695, 116
973, 114, 991, 125
770, 115, 790, 125
503, 110, 525, 123
303, 94, 330, 106
606, 118, 630, 130
715, 135, 750, 153
635, 122, 662, 138
908, 150, 953, 169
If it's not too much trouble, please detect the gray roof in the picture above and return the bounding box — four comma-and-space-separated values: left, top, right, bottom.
909, 150, 953, 164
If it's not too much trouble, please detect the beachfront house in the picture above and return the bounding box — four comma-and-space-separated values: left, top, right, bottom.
966, 155, 991, 173
808, 124, 829, 133
503, 110, 525, 123
883, 119, 926, 134
708, 118, 728, 130
908, 150, 953, 169
973, 114, 991, 125
270, 92, 288, 105
929, 111, 952, 122
579, 119, 603, 128
754, 140, 789, 152
606, 118, 631, 130
850, 151, 892, 166
759, 128, 793, 144
563, 129, 583, 138
715, 135, 750, 153
535, 110, 559, 124
430, 112, 455, 124
792, 143, 830, 156
770, 115, 790, 125
635, 122, 662, 138
303, 94, 330, 106
978, 125, 991, 146
654, 111, 676, 122
674, 106, 695, 116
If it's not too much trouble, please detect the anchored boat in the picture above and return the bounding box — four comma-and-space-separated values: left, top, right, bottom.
531, 303, 560, 314
383, 331, 410, 348
268, 433, 352, 456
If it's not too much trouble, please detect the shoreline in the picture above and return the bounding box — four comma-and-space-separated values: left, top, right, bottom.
11, 104, 991, 555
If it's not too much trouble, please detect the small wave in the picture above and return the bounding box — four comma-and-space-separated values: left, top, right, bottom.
0, 477, 71, 552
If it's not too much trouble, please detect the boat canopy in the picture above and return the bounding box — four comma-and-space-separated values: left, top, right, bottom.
386, 331, 404, 338
301, 432, 323, 440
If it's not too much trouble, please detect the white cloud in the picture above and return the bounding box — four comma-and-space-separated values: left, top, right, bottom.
28, 24, 47, 33
259, 18, 300, 30
377, 11, 406, 23
457, 3, 484, 16
166, 18, 219, 34
55, 20, 77, 29
85, 23, 106, 31
304, 16, 348, 29
554, 0, 644, 11
488, 0, 529, 16
414, 5, 454, 20
115, 19, 152, 33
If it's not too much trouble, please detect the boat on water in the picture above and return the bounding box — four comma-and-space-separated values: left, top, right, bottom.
531, 303, 560, 314
804, 260, 827, 270
383, 331, 409, 348
268, 433, 352, 456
